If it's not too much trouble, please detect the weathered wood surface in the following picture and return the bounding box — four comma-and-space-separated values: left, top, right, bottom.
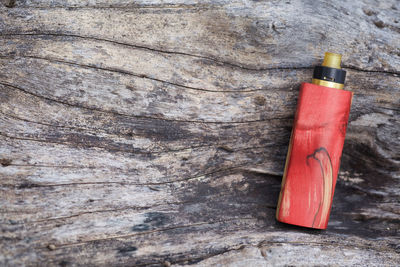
0, 0, 399, 266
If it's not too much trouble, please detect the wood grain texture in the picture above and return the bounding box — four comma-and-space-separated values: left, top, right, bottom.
0, 0, 399, 266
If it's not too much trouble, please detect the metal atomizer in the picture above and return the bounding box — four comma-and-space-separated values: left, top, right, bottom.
276, 52, 353, 229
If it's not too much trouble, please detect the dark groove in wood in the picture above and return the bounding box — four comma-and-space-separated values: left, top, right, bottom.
0, 32, 315, 73
0, 54, 299, 93
44, 217, 257, 249
2, 33, 399, 76
0, 82, 291, 123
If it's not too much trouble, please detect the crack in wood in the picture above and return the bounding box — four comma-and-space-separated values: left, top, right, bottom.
0, 162, 260, 188
0, 54, 303, 93
3, 3, 222, 10
0, 81, 291, 123
1, 33, 399, 76
0, 32, 315, 73
38, 217, 257, 249
0, 128, 281, 156
0, 111, 227, 154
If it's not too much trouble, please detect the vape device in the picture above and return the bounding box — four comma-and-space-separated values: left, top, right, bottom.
276, 52, 353, 229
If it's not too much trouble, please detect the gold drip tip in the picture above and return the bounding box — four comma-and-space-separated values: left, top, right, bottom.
322, 52, 342, 69
312, 52, 346, 89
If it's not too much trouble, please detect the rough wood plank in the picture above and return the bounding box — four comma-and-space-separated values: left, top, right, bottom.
0, 0, 399, 266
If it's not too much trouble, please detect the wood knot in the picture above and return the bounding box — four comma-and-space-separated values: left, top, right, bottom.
47, 244, 56, 250
0, 158, 12, 167
362, 8, 377, 16
254, 95, 266, 106
217, 145, 234, 153
3, 0, 16, 8
373, 20, 385, 29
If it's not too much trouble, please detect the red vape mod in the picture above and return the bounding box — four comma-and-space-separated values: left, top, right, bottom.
276, 52, 353, 229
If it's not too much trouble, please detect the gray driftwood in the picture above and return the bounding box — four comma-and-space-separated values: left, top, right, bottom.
0, 0, 399, 266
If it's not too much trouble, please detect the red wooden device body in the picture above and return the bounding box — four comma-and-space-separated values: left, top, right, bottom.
276, 82, 353, 229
